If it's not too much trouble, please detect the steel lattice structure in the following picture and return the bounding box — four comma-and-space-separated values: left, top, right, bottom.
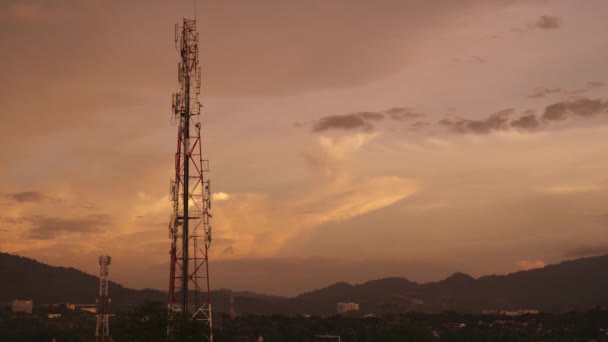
95, 255, 111, 342
167, 16, 213, 341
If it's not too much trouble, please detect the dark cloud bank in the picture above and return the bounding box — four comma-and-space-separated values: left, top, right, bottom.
534, 16, 562, 30
312, 107, 424, 132
441, 98, 608, 135
25, 214, 113, 240
6, 191, 48, 203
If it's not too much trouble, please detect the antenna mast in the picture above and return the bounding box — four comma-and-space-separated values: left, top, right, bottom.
167, 11, 213, 341
95, 255, 111, 342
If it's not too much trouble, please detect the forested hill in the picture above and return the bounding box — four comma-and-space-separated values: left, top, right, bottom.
0, 252, 164, 307
3, 251, 608, 315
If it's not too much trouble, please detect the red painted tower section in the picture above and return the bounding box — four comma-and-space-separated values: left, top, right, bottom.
167, 16, 213, 341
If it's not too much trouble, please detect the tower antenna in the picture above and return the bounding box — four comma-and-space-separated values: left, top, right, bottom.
167, 10, 213, 342
95, 255, 111, 342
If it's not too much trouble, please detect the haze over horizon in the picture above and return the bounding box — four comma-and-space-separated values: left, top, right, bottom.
2, 0, 608, 297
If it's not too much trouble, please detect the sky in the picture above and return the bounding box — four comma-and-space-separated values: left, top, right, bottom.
1, 0, 608, 296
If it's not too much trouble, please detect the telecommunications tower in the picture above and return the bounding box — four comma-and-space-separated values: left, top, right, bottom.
167, 14, 213, 341
95, 255, 111, 342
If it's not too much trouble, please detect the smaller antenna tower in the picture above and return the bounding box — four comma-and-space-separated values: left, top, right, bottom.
229, 293, 236, 319
96, 255, 112, 342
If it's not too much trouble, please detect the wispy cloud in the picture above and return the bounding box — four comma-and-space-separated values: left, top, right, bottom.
384, 108, 424, 121
25, 214, 113, 240
453, 56, 487, 64
303, 133, 375, 179
510, 112, 540, 131
439, 109, 514, 134
211, 133, 418, 257
512, 15, 562, 34
441, 97, 608, 136
533, 16, 562, 30
528, 87, 561, 99
310, 107, 423, 133
6, 191, 49, 203
312, 112, 384, 132
541, 98, 607, 121
539, 184, 601, 194
587, 81, 605, 88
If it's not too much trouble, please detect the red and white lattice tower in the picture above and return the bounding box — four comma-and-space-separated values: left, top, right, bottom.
167, 15, 213, 341
95, 255, 111, 342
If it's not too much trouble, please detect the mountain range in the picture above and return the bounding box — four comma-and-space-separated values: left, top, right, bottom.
2, 252, 608, 315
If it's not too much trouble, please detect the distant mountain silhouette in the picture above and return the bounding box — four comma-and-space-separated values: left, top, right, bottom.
3, 252, 608, 315
282, 255, 608, 315
0, 252, 165, 310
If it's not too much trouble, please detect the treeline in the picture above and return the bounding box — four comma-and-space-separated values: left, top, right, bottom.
4, 303, 608, 341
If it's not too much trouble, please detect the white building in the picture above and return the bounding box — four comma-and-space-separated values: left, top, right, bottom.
12, 300, 33, 314
337, 302, 359, 314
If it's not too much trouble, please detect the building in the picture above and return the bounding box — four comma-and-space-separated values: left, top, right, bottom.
12, 300, 33, 314
81, 307, 98, 314
337, 302, 359, 314
501, 309, 540, 316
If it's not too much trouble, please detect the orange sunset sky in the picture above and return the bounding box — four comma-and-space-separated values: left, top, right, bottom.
1, 0, 608, 296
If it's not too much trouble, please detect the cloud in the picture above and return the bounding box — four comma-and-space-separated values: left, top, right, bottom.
0, 3, 44, 22
447, 98, 608, 136
213, 192, 231, 201
303, 133, 375, 179
513, 15, 562, 34
588, 81, 605, 88
6, 191, 48, 203
300, 134, 419, 224
25, 214, 113, 240
534, 16, 562, 30
542, 102, 569, 121
567, 98, 607, 117
188, 0, 529, 96
312, 112, 384, 132
454, 56, 487, 64
440, 109, 514, 134
311, 107, 424, 133
563, 245, 608, 258
539, 184, 600, 194
0, 1, 88, 24
296, 176, 418, 225
209, 133, 418, 257
0, 217, 24, 225
541, 98, 607, 121
384, 107, 424, 121
528, 82, 605, 99
410, 121, 431, 131
222, 246, 235, 255
515, 260, 545, 271
510, 113, 540, 131
437, 97, 608, 135
528, 87, 561, 99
